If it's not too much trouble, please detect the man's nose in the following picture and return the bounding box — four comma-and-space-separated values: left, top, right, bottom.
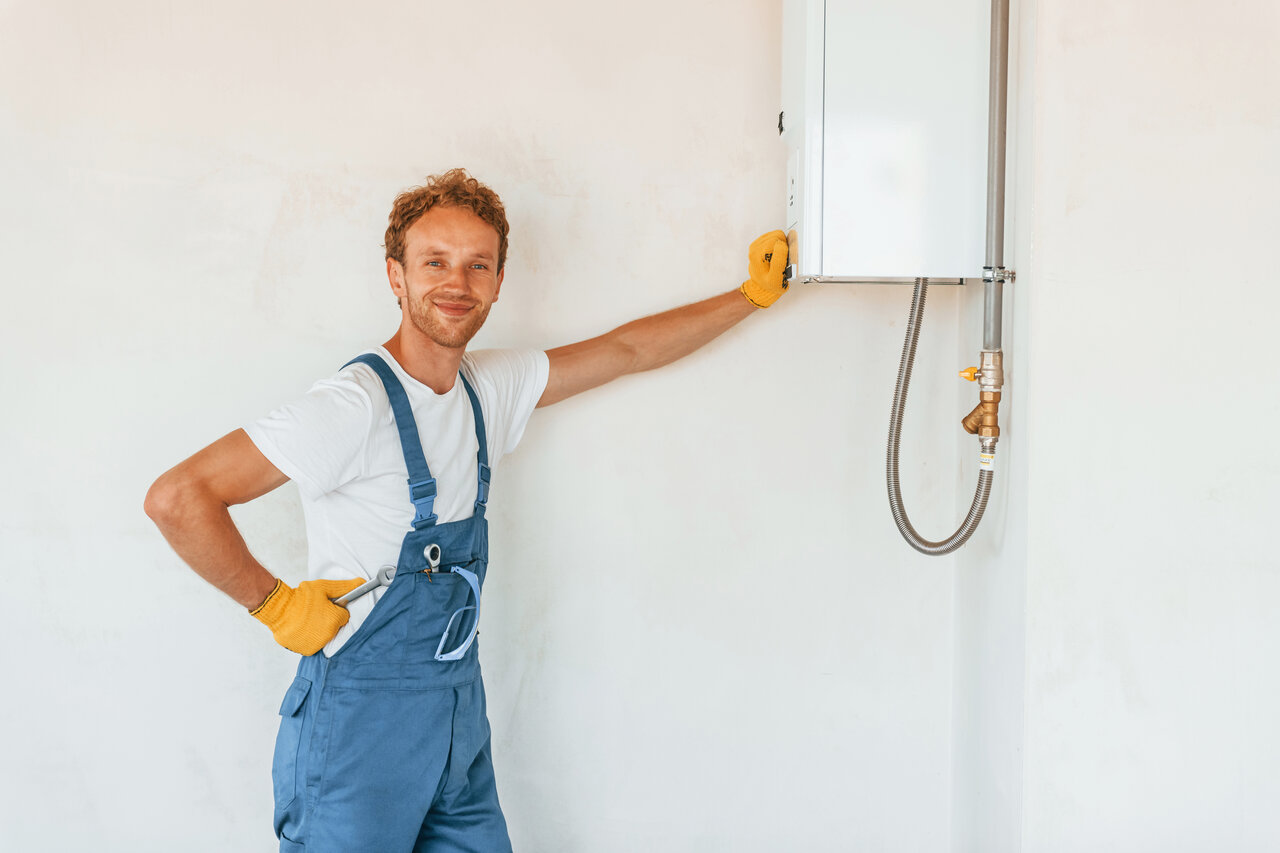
438, 266, 469, 292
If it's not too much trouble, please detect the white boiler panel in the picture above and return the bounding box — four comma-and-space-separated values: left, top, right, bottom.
781, 0, 991, 281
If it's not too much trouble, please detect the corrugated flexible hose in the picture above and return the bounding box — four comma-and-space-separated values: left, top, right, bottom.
886, 279, 993, 555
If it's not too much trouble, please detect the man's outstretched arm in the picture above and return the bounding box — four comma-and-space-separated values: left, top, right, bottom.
538, 230, 789, 408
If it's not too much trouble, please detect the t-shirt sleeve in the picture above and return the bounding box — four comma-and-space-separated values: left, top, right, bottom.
243, 373, 377, 500
462, 349, 549, 464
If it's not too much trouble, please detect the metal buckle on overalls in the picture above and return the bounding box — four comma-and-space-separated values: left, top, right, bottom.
476, 463, 491, 509
408, 478, 438, 527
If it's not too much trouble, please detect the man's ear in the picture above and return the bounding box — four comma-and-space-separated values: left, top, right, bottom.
387, 258, 406, 301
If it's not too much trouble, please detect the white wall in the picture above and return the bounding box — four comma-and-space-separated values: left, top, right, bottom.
0, 2, 961, 850
953, 0, 1280, 850
15, 2, 1266, 850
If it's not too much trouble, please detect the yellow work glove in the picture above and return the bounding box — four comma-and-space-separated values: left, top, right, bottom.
739, 230, 791, 308
250, 577, 364, 656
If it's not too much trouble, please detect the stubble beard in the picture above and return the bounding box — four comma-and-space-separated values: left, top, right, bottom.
407, 297, 493, 350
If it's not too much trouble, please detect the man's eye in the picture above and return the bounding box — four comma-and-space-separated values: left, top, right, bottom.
426, 261, 442, 267
471, 264, 488, 270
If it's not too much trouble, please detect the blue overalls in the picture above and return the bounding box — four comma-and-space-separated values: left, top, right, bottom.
271, 353, 513, 853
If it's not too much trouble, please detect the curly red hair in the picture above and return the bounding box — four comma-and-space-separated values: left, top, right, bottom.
384, 168, 509, 271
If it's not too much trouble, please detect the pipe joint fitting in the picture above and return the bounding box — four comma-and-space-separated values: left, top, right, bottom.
978, 350, 1004, 393
982, 266, 1016, 284
962, 390, 1002, 438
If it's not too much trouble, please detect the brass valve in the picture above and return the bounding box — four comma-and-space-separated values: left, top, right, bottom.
962, 391, 1002, 438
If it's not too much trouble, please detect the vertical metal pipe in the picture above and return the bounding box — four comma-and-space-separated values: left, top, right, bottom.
983, 282, 1004, 351
985, 0, 1010, 268
983, 0, 1011, 352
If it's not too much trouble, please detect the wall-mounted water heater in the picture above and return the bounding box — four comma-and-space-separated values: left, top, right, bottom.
782, 0, 1014, 553
782, 0, 992, 283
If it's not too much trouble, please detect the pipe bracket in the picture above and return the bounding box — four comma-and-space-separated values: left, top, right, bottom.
982, 266, 1016, 284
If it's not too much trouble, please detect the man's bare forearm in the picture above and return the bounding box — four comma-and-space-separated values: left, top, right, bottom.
144, 431, 288, 610
540, 289, 757, 406
612, 288, 757, 373
148, 488, 277, 609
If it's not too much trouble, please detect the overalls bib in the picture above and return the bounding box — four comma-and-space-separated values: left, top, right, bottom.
271, 354, 512, 853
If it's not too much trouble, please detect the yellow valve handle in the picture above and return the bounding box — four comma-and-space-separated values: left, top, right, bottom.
250, 577, 364, 656
959, 366, 979, 382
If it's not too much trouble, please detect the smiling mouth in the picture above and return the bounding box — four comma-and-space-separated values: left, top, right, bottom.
434, 302, 475, 317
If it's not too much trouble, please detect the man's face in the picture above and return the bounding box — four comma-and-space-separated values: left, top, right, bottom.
388, 205, 504, 350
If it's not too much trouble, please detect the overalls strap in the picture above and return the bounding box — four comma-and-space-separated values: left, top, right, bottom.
344, 354, 437, 527
343, 353, 491, 526
457, 372, 491, 517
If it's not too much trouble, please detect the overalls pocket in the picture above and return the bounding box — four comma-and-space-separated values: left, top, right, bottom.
272, 676, 312, 811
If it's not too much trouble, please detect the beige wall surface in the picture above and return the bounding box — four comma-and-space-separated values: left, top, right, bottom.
1018, 1, 1280, 850
14, 1, 1268, 849
0, 2, 959, 850
953, 0, 1280, 851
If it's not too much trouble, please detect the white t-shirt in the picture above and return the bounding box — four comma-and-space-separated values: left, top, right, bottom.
245, 346, 550, 655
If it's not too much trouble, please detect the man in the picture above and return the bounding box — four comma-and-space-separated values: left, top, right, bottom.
144, 168, 789, 852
